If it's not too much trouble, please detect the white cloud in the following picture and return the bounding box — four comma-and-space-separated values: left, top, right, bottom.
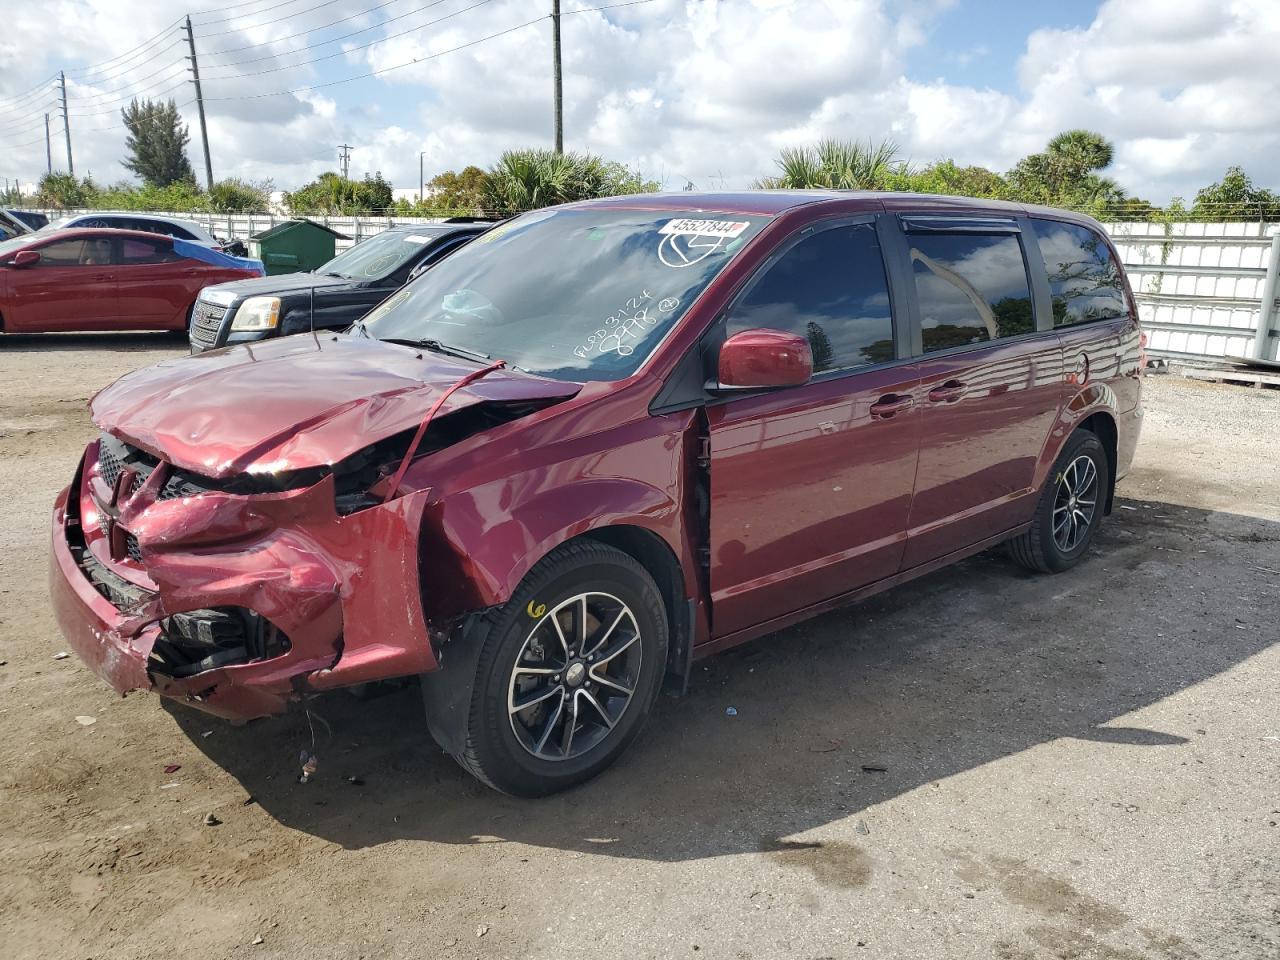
2, 0, 1280, 202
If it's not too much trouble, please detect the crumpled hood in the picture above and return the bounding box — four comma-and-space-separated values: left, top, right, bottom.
91, 334, 580, 478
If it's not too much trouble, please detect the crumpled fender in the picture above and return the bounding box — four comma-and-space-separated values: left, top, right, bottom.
413, 410, 702, 621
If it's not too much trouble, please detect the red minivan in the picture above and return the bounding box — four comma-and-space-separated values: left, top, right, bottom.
49, 193, 1142, 795
0, 228, 263, 333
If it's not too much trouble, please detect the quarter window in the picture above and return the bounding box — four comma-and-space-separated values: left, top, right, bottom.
1032, 219, 1127, 327
908, 232, 1034, 352
727, 223, 894, 373
120, 237, 179, 264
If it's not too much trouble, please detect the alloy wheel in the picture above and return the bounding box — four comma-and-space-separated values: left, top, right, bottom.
1052, 454, 1098, 553
507, 592, 643, 761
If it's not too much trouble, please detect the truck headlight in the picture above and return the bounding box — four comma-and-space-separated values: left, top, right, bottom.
230, 296, 281, 331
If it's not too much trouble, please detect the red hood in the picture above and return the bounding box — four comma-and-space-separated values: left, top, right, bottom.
91, 334, 580, 478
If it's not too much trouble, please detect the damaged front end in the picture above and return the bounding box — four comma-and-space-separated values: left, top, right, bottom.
51, 433, 430, 719
49, 337, 579, 720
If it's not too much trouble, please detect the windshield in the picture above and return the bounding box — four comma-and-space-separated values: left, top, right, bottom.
318, 229, 443, 280
0, 234, 34, 256
361, 208, 769, 381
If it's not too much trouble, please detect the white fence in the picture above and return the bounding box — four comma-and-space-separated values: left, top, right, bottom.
19, 208, 1280, 366
1104, 221, 1279, 366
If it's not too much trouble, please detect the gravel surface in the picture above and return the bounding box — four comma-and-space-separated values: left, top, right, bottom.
1, 337, 1277, 960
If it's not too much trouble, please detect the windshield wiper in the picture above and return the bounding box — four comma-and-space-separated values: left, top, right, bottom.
385, 337, 492, 364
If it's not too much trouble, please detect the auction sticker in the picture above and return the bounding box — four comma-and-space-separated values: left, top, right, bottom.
658, 219, 750, 238
658, 219, 750, 268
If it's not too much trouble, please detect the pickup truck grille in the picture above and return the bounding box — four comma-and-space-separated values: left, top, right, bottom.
189, 299, 229, 351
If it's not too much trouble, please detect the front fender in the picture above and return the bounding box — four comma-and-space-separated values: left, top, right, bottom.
422, 475, 688, 620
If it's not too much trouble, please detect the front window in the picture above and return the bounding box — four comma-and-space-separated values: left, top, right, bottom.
317, 229, 442, 280
361, 208, 770, 381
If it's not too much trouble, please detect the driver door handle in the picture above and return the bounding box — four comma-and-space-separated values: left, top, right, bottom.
869, 393, 914, 420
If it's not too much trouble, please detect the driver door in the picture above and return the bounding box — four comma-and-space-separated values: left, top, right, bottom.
707, 218, 921, 639
5, 235, 120, 332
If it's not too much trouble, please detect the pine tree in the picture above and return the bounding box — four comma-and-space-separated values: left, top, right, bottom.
121, 99, 195, 188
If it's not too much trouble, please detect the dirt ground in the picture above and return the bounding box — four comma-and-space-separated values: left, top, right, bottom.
1, 333, 1277, 960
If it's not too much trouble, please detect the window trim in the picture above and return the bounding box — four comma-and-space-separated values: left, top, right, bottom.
897, 214, 1020, 234
892, 215, 1047, 359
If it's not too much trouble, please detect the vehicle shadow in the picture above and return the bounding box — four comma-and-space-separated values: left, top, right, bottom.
168, 496, 1278, 863
0, 332, 184, 352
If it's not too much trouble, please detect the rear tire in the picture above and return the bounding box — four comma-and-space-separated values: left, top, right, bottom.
453, 540, 668, 796
1007, 429, 1109, 573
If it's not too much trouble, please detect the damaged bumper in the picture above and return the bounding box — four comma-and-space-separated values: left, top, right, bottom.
49, 439, 440, 721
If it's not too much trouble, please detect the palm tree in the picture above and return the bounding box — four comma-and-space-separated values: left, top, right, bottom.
758, 138, 904, 190
481, 149, 658, 216
1046, 130, 1114, 182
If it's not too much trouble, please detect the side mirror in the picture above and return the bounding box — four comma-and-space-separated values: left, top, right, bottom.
716, 328, 813, 391
12, 250, 40, 268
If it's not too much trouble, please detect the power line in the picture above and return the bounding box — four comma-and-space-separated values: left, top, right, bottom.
201, 14, 546, 101
195, 0, 349, 39
198, 0, 655, 102
202, 0, 463, 65
191, 0, 351, 29
201, 0, 497, 80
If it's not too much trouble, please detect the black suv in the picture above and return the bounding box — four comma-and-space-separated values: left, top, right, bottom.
189, 220, 492, 353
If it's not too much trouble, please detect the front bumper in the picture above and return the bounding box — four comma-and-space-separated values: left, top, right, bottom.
50, 444, 440, 720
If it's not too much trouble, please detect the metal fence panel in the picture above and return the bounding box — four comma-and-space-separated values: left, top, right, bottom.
1104, 221, 1279, 365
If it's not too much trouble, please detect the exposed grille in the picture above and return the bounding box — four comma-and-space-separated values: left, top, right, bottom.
94, 434, 222, 564
189, 299, 229, 351
98, 433, 216, 503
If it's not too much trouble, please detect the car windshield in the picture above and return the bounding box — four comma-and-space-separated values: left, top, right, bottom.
361, 208, 769, 381
0, 234, 34, 256
318, 230, 443, 280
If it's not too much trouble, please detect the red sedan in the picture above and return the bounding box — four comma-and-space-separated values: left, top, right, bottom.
0, 228, 263, 334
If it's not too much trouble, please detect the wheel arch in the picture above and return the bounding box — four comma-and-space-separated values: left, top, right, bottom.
1077, 410, 1118, 514
577, 524, 693, 690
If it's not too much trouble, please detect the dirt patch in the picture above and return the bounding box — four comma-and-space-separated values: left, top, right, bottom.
0, 355, 1276, 960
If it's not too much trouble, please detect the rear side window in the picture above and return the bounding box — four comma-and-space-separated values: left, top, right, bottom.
908, 232, 1034, 352
728, 223, 894, 373
120, 237, 180, 264
1032, 219, 1127, 327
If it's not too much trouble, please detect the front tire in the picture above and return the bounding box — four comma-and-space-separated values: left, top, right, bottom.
1008, 429, 1109, 573
454, 540, 668, 796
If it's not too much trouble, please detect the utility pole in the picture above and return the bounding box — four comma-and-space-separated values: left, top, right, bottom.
184, 16, 215, 190
419, 151, 425, 205
551, 0, 563, 153
58, 71, 73, 175
338, 143, 352, 179
44, 113, 52, 175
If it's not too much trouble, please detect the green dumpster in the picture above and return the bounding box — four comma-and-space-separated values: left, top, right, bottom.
247, 219, 351, 276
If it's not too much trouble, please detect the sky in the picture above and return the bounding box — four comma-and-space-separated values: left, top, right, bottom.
1, 0, 1277, 204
